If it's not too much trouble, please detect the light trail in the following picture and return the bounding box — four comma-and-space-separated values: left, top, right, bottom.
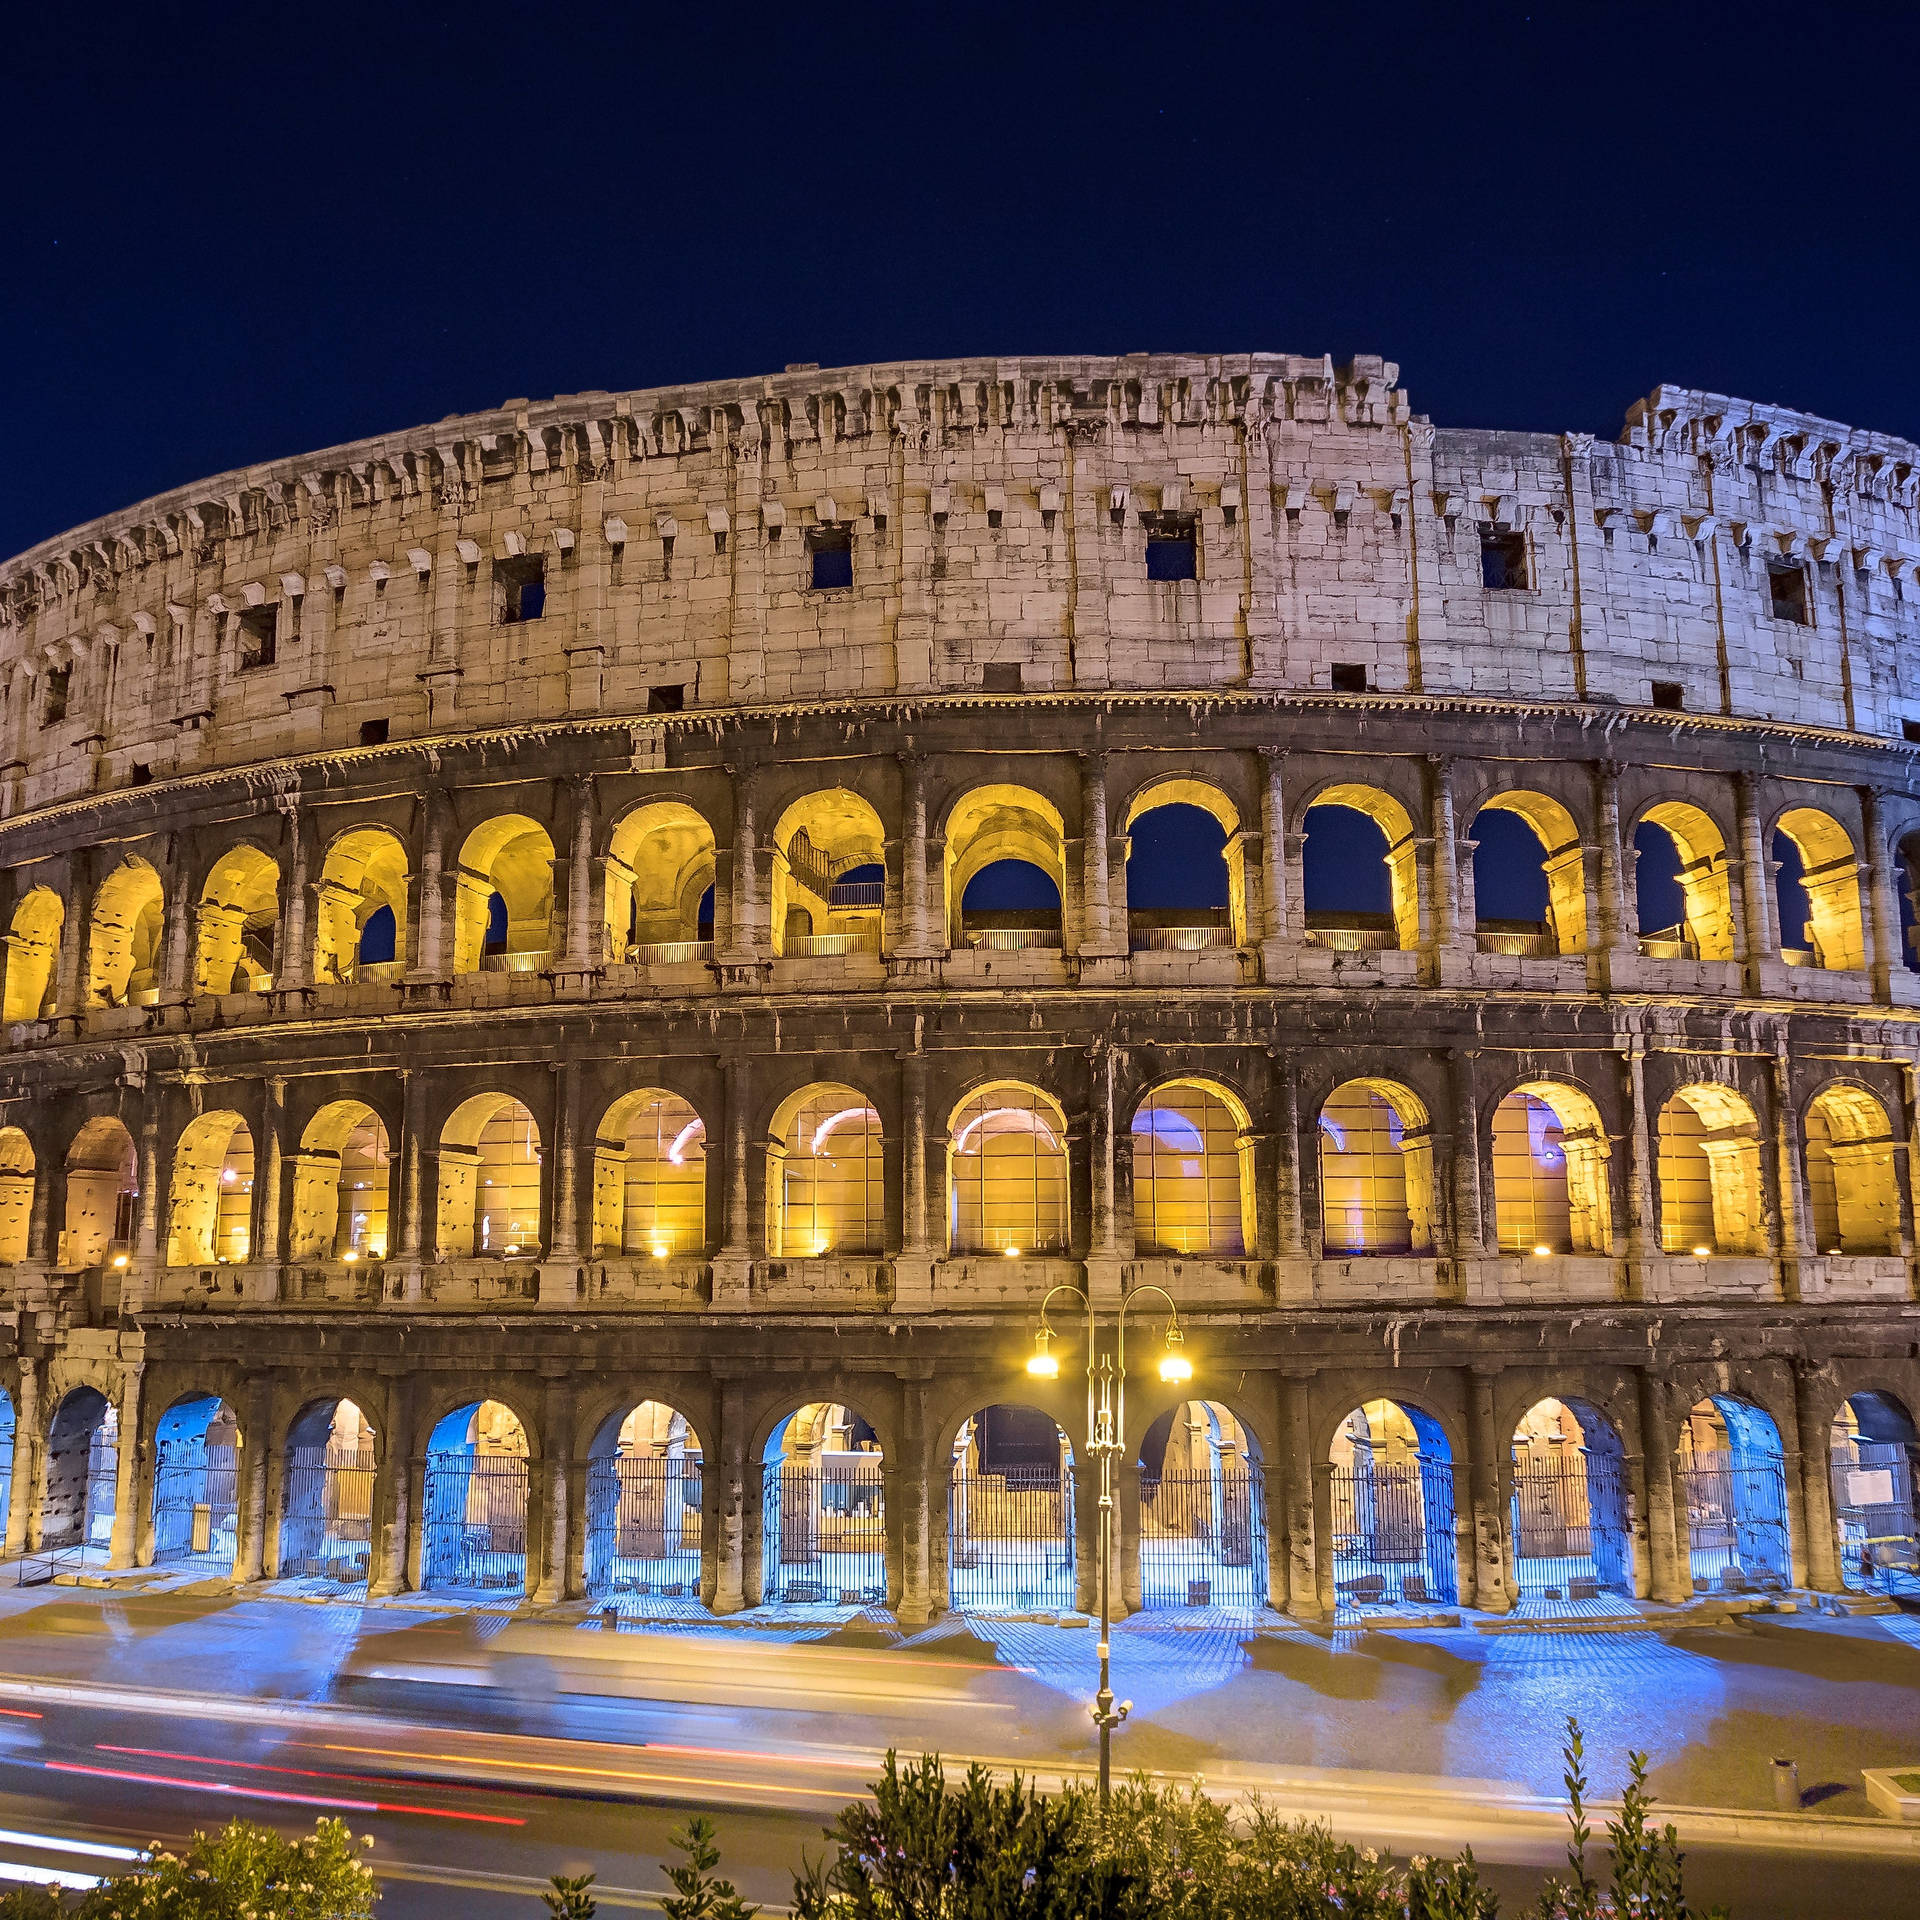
97, 1746, 523, 1797
309, 1743, 858, 1803
0, 1829, 141, 1862
0, 1862, 104, 1891
44, 1761, 526, 1825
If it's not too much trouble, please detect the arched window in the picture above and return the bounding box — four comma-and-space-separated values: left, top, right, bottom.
1656, 1085, 1764, 1256
1130, 1083, 1248, 1256
3, 888, 63, 1023
1124, 783, 1242, 950
594, 1090, 706, 1257
771, 790, 886, 958
1774, 808, 1865, 971
85, 860, 164, 1007
437, 1095, 542, 1257
768, 1084, 883, 1257
1329, 1398, 1456, 1608
1490, 1082, 1611, 1255
422, 1399, 530, 1594
290, 1101, 392, 1261
1302, 786, 1417, 951
1317, 1080, 1433, 1255
1471, 793, 1587, 955
0, 1128, 32, 1264
949, 1084, 1069, 1255
313, 828, 409, 983
281, 1397, 377, 1593
452, 816, 555, 974
195, 845, 280, 995
945, 785, 1066, 951
1804, 1086, 1899, 1255
1633, 803, 1734, 960
606, 802, 716, 963
586, 1401, 705, 1604
166, 1112, 255, 1266
62, 1117, 137, 1267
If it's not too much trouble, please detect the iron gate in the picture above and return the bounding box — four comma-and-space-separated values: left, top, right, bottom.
948, 1462, 1076, 1612
420, 1452, 529, 1594
761, 1455, 886, 1605
279, 1444, 377, 1590
1330, 1459, 1457, 1608
1679, 1451, 1790, 1591
585, 1456, 704, 1599
1509, 1453, 1630, 1599
22, 1466, 117, 1584
1831, 1441, 1919, 1595
1138, 1464, 1265, 1608
151, 1440, 239, 1570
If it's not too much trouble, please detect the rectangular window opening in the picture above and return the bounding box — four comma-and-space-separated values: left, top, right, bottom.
982, 663, 1023, 694
808, 526, 853, 590
1768, 562, 1809, 625
496, 555, 546, 624
1143, 511, 1198, 582
237, 604, 278, 670
359, 718, 390, 747
42, 666, 71, 724
1902, 720, 1920, 745
1330, 662, 1368, 694
129, 762, 152, 785
1480, 527, 1529, 591
1651, 680, 1684, 711
647, 684, 686, 713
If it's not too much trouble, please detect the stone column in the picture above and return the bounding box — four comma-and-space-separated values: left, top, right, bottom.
1259, 751, 1290, 955
1078, 752, 1115, 957
255, 1077, 287, 1268
4, 1361, 38, 1554
897, 754, 932, 957
1085, 1043, 1120, 1303
896, 1384, 932, 1625
711, 1378, 748, 1614
275, 797, 311, 994
533, 1376, 574, 1604
1621, 1042, 1656, 1275
51, 857, 91, 1023
1426, 755, 1467, 952
1465, 1368, 1510, 1613
1636, 1368, 1689, 1603
1860, 788, 1905, 994
368, 1372, 415, 1598
1278, 1371, 1320, 1620
1770, 1043, 1811, 1296
713, 1055, 753, 1305
895, 1050, 933, 1311
157, 881, 195, 1007
24, 1157, 52, 1265
236, 1372, 272, 1582
1733, 772, 1776, 973
408, 785, 451, 982
1272, 1051, 1307, 1259
1448, 1049, 1487, 1272
1592, 760, 1633, 963
726, 765, 765, 961
106, 1361, 144, 1570
1791, 1359, 1841, 1593
563, 775, 599, 971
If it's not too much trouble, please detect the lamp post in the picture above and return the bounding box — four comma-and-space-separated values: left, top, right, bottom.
1026, 1279, 1191, 1806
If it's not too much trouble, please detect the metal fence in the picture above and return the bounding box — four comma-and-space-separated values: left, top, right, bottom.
761, 1456, 886, 1605
1131, 926, 1236, 953
151, 1440, 239, 1571
1679, 1451, 1790, 1591
279, 1445, 377, 1591
20, 1465, 117, 1585
948, 1463, 1076, 1612
1330, 1460, 1457, 1608
1831, 1441, 1920, 1596
420, 1452, 529, 1594
585, 1456, 704, 1600
1509, 1453, 1631, 1600
1138, 1465, 1265, 1608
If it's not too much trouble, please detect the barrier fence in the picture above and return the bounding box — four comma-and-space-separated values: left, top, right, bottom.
151, 1440, 239, 1571
280, 1445, 377, 1591
1138, 1464, 1265, 1607
420, 1452, 529, 1594
1329, 1459, 1457, 1609
585, 1455, 704, 1600
1679, 1452, 1790, 1591
948, 1462, 1075, 1612
762, 1456, 886, 1605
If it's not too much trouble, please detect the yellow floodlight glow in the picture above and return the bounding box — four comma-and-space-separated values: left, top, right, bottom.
1026, 1322, 1060, 1378
1691, 1244, 1713, 1259
111, 1254, 129, 1270
1532, 1244, 1552, 1258
342, 1250, 358, 1264
1003, 1245, 1021, 1259
651, 1244, 670, 1260
1157, 1322, 1193, 1385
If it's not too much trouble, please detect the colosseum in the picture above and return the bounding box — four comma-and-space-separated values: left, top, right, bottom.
0, 351, 1915, 1628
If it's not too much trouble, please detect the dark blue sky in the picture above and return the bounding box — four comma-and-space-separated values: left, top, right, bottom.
3, 2, 1916, 561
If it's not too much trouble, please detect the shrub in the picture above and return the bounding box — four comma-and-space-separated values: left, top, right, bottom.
659, 1820, 757, 1920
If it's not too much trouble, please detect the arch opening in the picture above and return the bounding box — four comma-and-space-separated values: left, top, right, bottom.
761, 1403, 884, 1607
291, 1102, 392, 1262
1329, 1399, 1456, 1612
195, 845, 280, 996
1773, 808, 1864, 972
1805, 1086, 1900, 1256
1317, 1080, 1434, 1256
39, 1386, 116, 1564
1130, 1082, 1250, 1257
1473, 794, 1587, 956
771, 790, 886, 959
1492, 1083, 1611, 1255
85, 860, 164, 1008
607, 802, 717, 964
1677, 1395, 1789, 1592
1829, 1391, 1919, 1598
0, 1128, 32, 1266
280, 1397, 377, 1594
1303, 787, 1416, 952
1136, 1400, 1265, 1608
4, 887, 64, 1023
313, 827, 409, 983
1124, 791, 1241, 951
437, 1094, 542, 1258
948, 1404, 1075, 1613
1633, 805, 1734, 960
945, 785, 1065, 951
1509, 1397, 1630, 1606
767, 1083, 882, 1258
585, 1401, 705, 1607
165, 1112, 255, 1267
452, 815, 555, 976
1656, 1084, 1764, 1257
594, 1091, 706, 1258
949, 1083, 1068, 1256
421, 1399, 529, 1595
151, 1393, 240, 1571
61, 1117, 136, 1269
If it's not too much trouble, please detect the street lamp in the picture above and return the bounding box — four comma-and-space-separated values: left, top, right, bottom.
1026, 1279, 1191, 1805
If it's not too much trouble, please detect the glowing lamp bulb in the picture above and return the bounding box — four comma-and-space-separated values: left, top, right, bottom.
651, 1244, 669, 1260
1532, 1243, 1552, 1258
1158, 1351, 1194, 1385
111, 1254, 128, 1270
1026, 1348, 1060, 1379
342, 1250, 358, 1264
1003, 1245, 1021, 1259
1691, 1244, 1713, 1259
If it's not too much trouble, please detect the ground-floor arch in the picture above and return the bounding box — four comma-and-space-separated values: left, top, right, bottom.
1136, 1400, 1265, 1608
420, 1400, 529, 1596
1829, 1390, 1919, 1598
150, 1394, 239, 1571
39, 1386, 116, 1564
761, 1402, 884, 1607
948, 1403, 1075, 1613
279, 1397, 377, 1593
1329, 1399, 1456, 1612
585, 1400, 705, 1607
1677, 1394, 1789, 1592
1508, 1397, 1630, 1604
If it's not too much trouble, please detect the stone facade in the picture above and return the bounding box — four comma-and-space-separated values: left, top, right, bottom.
0, 353, 1916, 1621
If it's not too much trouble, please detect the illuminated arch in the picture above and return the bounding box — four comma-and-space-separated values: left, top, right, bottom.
1804, 1084, 1899, 1255
1473, 791, 1588, 954
437, 1093, 542, 1257
39, 1386, 116, 1558
1509, 1396, 1631, 1599
761, 1400, 886, 1607
4, 887, 63, 1023
166, 1111, 255, 1266
770, 788, 887, 958
451, 814, 555, 975
62, 1117, 136, 1268
948, 1403, 1076, 1612
0, 1127, 32, 1264
1656, 1084, 1764, 1256
765, 1082, 883, 1257
1302, 784, 1420, 951
195, 844, 280, 995
313, 826, 409, 982
1328, 1397, 1457, 1608
1635, 801, 1735, 960
1491, 1080, 1611, 1254
1136, 1399, 1266, 1608
421, 1398, 530, 1595
1129, 1079, 1251, 1256
944, 784, 1066, 946
605, 802, 715, 960
280, 1396, 378, 1592
1676, 1393, 1790, 1590
948, 1082, 1069, 1256
151, 1392, 241, 1570
290, 1100, 392, 1261
1828, 1391, 1919, 1594
1317, 1078, 1434, 1255
593, 1089, 707, 1257
1124, 778, 1246, 947
1774, 806, 1865, 971
585, 1399, 706, 1604
85, 858, 164, 1007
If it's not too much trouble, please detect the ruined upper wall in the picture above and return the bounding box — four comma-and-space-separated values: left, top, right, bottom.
1, 354, 1916, 815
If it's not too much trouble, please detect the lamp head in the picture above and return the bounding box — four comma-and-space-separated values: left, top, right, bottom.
1157, 1320, 1193, 1385
1026, 1321, 1060, 1379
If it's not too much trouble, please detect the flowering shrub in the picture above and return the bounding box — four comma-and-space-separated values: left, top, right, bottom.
0, 1818, 376, 1920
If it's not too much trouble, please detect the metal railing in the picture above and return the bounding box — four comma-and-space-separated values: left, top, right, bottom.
783, 930, 881, 958
151, 1439, 239, 1572
279, 1445, 376, 1591
761, 1457, 886, 1605
965, 927, 1064, 951
585, 1456, 704, 1600
1475, 928, 1557, 958
1509, 1453, 1630, 1600
828, 880, 885, 908
1304, 925, 1399, 953
1329, 1459, 1457, 1608
1138, 1464, 1266, 1607
1131, 925, 1236, 952
1831, 1442, 1920, 1597
478, 949, 551, 974
1637, 924, 1701, 960
19, 1464, 117, 1586
1679, 1451, 1790, 1592
626, 939, 714, 966
948, 1463, 1076, 1612
419, 1452, 529, 1594
341, 959, 404, 986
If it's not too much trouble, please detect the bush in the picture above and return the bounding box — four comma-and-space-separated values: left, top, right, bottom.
0, 1819, 376, 1920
